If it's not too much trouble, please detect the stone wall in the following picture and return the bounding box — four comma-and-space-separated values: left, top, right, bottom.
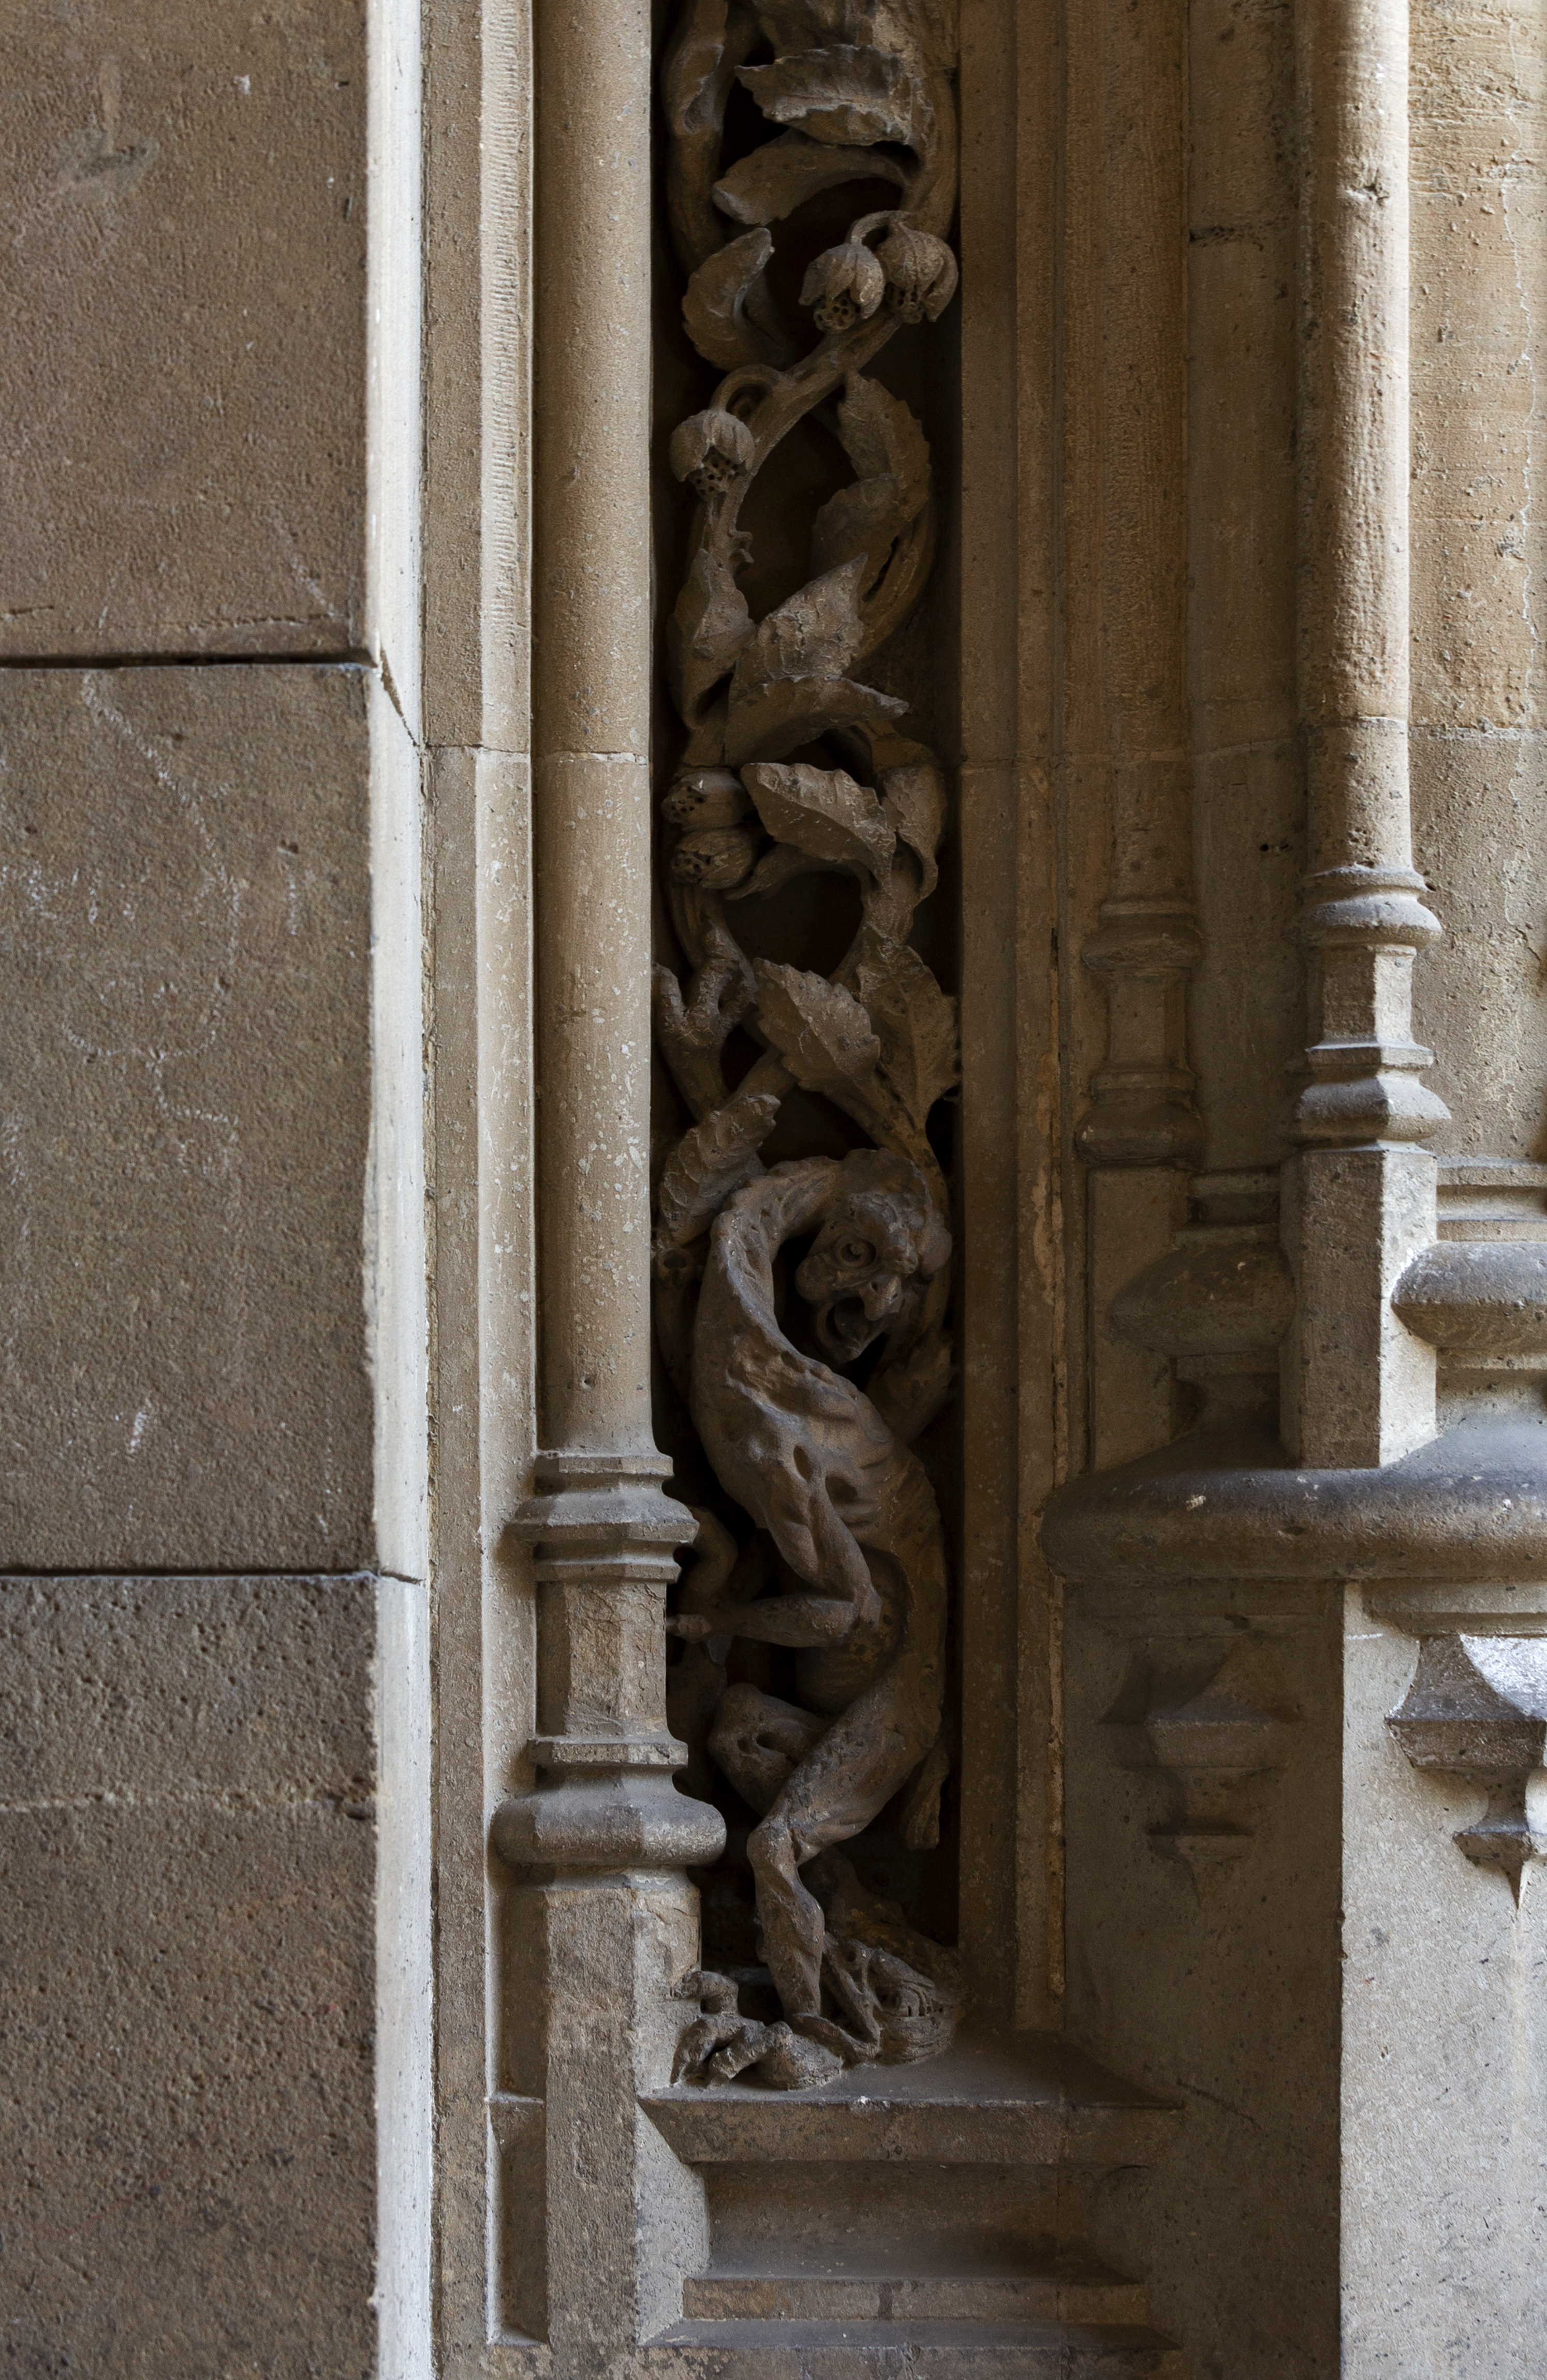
0, 8, 381, 2373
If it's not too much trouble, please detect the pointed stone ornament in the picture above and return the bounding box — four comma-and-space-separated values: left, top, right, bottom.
1386, 1634, 1547, 1901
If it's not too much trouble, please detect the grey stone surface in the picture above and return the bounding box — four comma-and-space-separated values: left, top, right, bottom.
0, 1802, 374, 2380
0, 1, 365, 659
0, 1572, 376, 2379
1342, 1600, 1547, 2379
0, 1574, 375, 1804
0, 663, 373, 1571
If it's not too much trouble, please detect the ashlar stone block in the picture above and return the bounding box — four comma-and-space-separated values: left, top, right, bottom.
0, 664, 374, 1571
0, 1800, 374, 2380
0, 1574, 376, 1805
0, 1, 365, 658
0, 1569, 377, 2380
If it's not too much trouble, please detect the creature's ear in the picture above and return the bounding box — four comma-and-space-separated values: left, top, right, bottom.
917, 1209, 952, 1280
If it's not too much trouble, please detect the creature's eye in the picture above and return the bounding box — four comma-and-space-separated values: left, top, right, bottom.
837, 1237, 874, 1267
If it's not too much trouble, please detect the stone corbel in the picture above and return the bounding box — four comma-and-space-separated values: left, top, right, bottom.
1109, 1168, 1295, 1430
1372, 1586, 1547, 1900
1102, 1636, 1303, 1898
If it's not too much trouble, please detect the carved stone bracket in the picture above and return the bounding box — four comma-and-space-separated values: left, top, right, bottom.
1102, 1637, 1303, 1899
1384, 1635, 1547, 1899
1371, 1578, 1547, 1901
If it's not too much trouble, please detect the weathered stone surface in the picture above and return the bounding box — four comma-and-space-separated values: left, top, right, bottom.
1342, 1601, 1547, 2379
0, 1800, 374, 2379
0, 664, 373, 1571
0, 1, 365, 659
0, 1572, 375, 2375
0, 1574, 375, 1804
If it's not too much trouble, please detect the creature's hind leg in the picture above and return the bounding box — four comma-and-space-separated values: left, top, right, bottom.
748, 1676, 934, 2024
708, 1683, 826, 1815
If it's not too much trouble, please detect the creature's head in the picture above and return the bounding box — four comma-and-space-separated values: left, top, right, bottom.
794, 1151, 950, 1365
823, 1936, 959, 2066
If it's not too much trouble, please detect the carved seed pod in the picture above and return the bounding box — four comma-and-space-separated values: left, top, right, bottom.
875, 218, 959, 323
662, 768, 749, 829
800, 239, 886, 333
668, 406, 758, 497
668, 825, 761, 890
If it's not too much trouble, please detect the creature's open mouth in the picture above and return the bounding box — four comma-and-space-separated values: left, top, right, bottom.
815, 1295, 882, 1364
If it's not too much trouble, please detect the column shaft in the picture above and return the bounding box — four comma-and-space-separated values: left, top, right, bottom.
1286, 0, 1447, 1464
533, 0, 654, 1456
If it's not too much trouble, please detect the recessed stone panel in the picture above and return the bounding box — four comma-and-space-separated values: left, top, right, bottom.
0, 1, 365, 658
0, 664, 373, 1570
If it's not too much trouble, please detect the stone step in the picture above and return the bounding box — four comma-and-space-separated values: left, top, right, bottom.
652, 2317, 1183, 2374
683, 2257, 1148, 2325
642, 2028, 1179, 2168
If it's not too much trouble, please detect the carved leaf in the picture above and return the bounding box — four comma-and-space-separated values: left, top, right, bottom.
743, 761, 895, 878
728, 841, 834, 901
738, 45, 926, 149
714, 131, 904, 225
886, 0, 957, 73
852, 928, 959, 1127
752, 963, 881, 1105
725, 558, 909, 756
669, 548, 755, 718
655, 1088, 782, 1249
723, 674, 908, 766
755, 0, 879, 50
809, 479, 901, 585
879, 761, 946, 899
812, 378, 931, 587
664, 0, 736, 134
835, 373, 930, 498
733, 555, 867, 694
684, 228, 779, 368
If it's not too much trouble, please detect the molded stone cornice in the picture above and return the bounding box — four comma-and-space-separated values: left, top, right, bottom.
1043, 1416, 1547, 1585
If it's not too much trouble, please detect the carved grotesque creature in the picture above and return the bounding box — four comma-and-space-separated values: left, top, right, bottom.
667, 1150, 958, 2084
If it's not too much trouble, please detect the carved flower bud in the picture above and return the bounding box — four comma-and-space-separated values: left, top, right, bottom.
875, 219, 959, 323
668, 826, 760, 891
800, 240, 886, 335
662, 768, 749, 830
669, 407, 758, 498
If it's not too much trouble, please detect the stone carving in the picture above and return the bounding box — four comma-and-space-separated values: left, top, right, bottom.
1102, 1638, 1303, 1900
655, 0, 960, 2085
1386, 1636, 1547, 1900
1108, 1170, 1295, 1430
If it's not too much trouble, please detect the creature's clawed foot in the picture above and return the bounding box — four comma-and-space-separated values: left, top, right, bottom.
671, 1972, 844, 2090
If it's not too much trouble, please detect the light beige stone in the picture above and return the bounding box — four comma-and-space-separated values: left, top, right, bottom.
0, 1571, 374, 2378
0, 663, 372, 1570
0, 0, 365, 660
1342, 1596, 1547, 2377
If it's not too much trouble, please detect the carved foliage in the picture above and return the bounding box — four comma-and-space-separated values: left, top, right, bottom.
654, 0, 960, 2086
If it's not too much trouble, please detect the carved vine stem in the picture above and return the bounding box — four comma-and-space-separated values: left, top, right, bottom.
654, 0, 963, 2088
